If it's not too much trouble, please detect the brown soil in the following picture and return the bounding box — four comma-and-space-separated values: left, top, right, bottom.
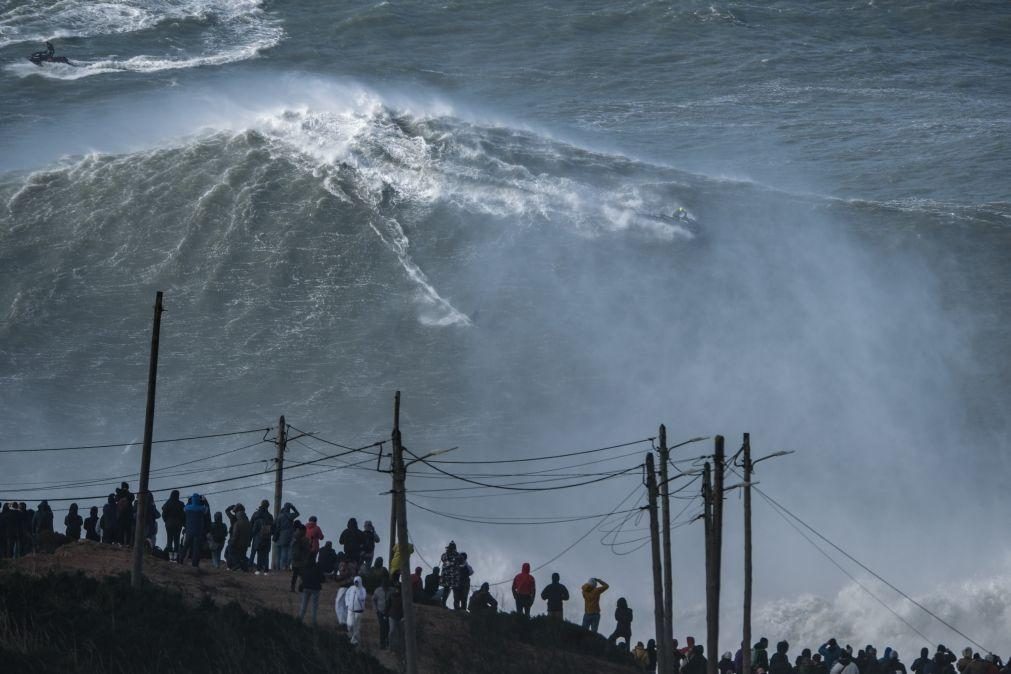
9, 542, 638, 674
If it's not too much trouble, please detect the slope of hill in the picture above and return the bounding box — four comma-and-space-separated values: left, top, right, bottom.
3, 542, 641, 674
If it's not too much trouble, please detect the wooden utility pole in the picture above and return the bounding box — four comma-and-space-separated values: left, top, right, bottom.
646, 453, 668, 674
658, 424, 675, 671
131, 291, 164, 589
709, 436, 725, 674
271, 416, 286, 570
703, 461, 716, 674
742, 433, 753, 674
392, 391, 418, 674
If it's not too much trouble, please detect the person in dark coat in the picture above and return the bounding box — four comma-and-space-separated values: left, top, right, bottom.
540, 572, 570, 620
439, 541, 461, 608
423, 567, 441, 601
248, 500, 273, 572
142, 492, 160, 549
770, 641, 793, 674
114, 483, 134, 545
318, 541, 339, 575
83, 506, 100, 542
297, 560, 325, 626
225, 503, 251, 571
914, 649, 937, 674
360, 520, 380, 568
339, 518, 364, 571
162, 490, 184, 562
289, 525, 310, 590
209, 512, 228, 568
274, 502, 299, 570
373, 575, 393, 649
64, 503, 83, 540
684, 646, 708, 674
101, 494, 118, 544
468, 582, 498, 615
607, 597, 633, 649
181, 493, 208, 567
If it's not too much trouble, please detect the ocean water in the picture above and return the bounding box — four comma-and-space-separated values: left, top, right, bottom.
1, 0, 1009, 656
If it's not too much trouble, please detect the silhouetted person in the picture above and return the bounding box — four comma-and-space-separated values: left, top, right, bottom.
162, 490, 184, 562
274, 502, 299, 570
374, 575, 393, 648
318, 541, 338, 575
225, 503, 251, 571
298, 560, 325, 626
423, 566, 441, 601
468, 582, 498, 615
64, 503, 82, 540
84, 506, 100, 542
541, 572, 569, 620
209, 512, 227, 568
608, 597, 633, 649
684, 645, 708, 674
361, 519, 379, 568
339, 517, 364, 571
101, 494, 118, 544
181, 493, 208, 567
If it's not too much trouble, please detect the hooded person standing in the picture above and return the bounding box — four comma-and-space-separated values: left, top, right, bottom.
685, 646, 709, 674
274, 502, 299, 570
64, 503, 83, 540
225, 503, 251, 571
248, 500, 273, 573
181, 493, 208, 567
289, 525, 310, 590
339, 518, 364, 572
361, 520, 380, 568
101, 494, 118, 544
581, 577, 609, 632
162, 491, 185, 562
347, 576, 368, 646
608, 597, 633, 649
142, 492, 160, 549
83, 506, 100, 542
914, 649, 937, 674
770, 641, 793, 674
373, 575, 393, 649
512, 562, 536, 617
209, 512, 228, 568
305, 516, 324, 560
541, 572, 570, 620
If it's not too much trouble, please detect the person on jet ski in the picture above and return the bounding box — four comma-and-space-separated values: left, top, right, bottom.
29, 41, 73, 66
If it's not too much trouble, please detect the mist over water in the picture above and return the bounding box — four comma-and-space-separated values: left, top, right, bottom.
1, 0, 1009, 659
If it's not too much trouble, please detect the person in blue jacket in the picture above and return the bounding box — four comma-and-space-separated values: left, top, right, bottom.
181, 493, 208, 567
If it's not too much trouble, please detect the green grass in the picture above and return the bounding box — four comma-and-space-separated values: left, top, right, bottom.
0, 570, 391, 674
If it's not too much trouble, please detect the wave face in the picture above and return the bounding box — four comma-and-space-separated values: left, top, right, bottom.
0, 0, 280, 77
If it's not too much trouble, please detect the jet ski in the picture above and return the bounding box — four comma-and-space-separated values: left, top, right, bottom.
28, 42, 74, 66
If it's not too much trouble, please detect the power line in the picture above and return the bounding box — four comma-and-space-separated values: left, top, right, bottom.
421, 438, 655, 465
1, 440, 382, 503
749, 478, 991, 654
752, 485, 933, 643
0, 427, 272, 453
403, 457, 643, 493
483, 481, 645, 587
407, 499, 643, 526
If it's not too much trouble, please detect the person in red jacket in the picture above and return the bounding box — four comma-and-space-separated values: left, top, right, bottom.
305, 516, 324, 559
512, 562, 536, 617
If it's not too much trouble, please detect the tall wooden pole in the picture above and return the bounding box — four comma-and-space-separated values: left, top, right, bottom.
131, 291, 164, 589
646, 453, 669, 674
703, 461, 716, 674
393, 391, 418, 674
709, 436, 725, 674
658, 424, 675, 671
271, 416, 286, 570
742, 433, 753, 674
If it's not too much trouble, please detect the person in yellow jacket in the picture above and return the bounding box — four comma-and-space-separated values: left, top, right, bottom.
581, 577, 609, 632
391, 541, 414, 575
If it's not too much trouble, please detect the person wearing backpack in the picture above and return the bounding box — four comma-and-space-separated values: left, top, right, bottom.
209, 512, 228, 568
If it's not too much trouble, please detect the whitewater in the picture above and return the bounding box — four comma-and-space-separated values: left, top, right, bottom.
1, 0, 1009, 659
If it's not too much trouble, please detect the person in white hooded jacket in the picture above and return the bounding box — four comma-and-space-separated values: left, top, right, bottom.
347, 576, 368, 646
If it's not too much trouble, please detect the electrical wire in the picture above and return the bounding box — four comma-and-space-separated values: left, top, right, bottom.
0, 427, 272, 453
421, 438, 654, 465
403, 449, 642, 492
742, 474, 992, 654
1, 440, 383, 503
483, 481, 644, 587
407, 499, 643, 526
